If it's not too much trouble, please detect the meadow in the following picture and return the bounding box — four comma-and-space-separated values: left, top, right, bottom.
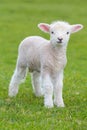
0, 0, 87, 129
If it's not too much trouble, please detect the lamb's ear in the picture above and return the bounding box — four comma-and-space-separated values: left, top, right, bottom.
71, 24, 83, 33
38, 23, 50, 33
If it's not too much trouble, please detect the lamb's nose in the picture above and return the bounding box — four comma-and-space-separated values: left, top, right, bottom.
58, 38, 63, 42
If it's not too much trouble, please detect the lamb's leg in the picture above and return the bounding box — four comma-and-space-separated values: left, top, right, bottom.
54, 70, 65, 107
9, 66, 27, 97
31, 71, 43, 97
42, 74, 53, 108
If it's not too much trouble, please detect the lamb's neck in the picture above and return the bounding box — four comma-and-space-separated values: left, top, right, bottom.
50, 44, 67, 56
47, 43, 67, 72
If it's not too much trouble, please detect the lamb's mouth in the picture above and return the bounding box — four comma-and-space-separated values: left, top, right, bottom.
57, 41, 62, 44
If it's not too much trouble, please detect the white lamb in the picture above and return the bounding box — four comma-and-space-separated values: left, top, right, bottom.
9, 21, 83, 108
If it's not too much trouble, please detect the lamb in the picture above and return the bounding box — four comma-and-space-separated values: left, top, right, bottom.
8, 21, 83, 108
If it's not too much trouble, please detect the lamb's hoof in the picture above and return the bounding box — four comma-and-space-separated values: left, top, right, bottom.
8, 86, 18, 97
45, 101, 54, 108
57, 103, 65, 107
34, 91, 44, 97
54, 101, 65, 107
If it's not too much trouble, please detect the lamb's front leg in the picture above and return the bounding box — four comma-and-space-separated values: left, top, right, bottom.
54, 70, 65, 107
42, 74, 53, 108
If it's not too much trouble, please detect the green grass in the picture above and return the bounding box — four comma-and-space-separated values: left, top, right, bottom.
0, 0, 87, 129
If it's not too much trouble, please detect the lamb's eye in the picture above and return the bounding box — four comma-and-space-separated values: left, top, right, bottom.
51, 31, 54, 34
66, 32, 69, 35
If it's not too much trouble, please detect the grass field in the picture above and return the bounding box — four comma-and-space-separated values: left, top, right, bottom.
0, 0, 87, 129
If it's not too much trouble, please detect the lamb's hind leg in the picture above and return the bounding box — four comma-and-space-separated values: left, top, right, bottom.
31, 71, 43, 97
9, 65, 27, 97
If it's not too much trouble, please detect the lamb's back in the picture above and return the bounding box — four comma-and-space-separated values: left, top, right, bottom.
18, 36, 49, 72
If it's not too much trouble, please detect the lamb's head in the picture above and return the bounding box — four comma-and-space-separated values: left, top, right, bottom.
38, 21, 83, 47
